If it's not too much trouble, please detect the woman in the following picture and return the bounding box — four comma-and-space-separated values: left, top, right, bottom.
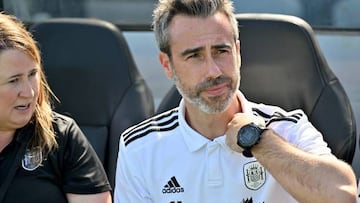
0, 12, 112, 203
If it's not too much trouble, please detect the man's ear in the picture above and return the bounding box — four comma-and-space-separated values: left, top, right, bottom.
159, 52, 173, 78
236, 39, 241, 68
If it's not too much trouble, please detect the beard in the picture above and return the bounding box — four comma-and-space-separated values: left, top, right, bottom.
172, 69, 240, 114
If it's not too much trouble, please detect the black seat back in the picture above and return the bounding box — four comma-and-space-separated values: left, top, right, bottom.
31, 18, 155, 188
156, 14, 356, 163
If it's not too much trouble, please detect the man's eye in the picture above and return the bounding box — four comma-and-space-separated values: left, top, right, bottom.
217, 49, 228, 54
187, 53, 199, 59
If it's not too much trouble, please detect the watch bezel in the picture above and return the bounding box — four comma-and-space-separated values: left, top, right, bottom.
236, 122, 265, 157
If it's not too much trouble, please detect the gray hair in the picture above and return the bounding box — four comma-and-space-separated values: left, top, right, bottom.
153, 0, 239, 57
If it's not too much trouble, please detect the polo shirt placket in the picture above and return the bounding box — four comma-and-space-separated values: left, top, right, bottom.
206, 141, 223, 187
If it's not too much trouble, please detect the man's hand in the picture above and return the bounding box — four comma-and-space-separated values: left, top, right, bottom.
225, 113, 265, 153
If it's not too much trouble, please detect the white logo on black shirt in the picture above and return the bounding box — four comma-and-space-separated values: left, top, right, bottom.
22, 146, 42, 171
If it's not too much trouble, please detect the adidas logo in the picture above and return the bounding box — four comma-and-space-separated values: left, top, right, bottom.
162, 176, 184, 194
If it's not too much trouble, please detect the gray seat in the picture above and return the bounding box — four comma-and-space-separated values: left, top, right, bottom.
31, 18, 155, 189
156, 13, 356, 164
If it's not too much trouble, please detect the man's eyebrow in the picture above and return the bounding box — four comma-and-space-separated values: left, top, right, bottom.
212, 44, 232, 49
180, 46, 203, 57
180, 43, 232, 57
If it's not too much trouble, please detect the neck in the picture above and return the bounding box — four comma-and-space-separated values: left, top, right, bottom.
184, 95, 241, 140
0, 130, 16, 152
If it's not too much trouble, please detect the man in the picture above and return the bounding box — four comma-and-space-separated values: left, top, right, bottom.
114, 0, 357, 202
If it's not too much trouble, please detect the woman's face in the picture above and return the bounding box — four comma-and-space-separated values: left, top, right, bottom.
0, 49, 40, 132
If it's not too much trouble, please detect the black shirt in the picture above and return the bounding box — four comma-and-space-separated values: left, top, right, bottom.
0, 113, 111, 203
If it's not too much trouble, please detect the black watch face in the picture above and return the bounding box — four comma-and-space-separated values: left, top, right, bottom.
237, 125, 260, 148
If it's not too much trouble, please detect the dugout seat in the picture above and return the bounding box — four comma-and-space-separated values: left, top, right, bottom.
156, 13, 357, 164
31, 18, 155, 189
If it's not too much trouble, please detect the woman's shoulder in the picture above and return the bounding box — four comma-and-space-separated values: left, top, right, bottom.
52, 112, 76, 125
51, 112, 83, 140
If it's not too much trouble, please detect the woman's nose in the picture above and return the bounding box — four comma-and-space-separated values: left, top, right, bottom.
19, 80, 35, 98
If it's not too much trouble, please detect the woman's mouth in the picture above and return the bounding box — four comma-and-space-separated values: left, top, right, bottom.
15, 103, 31, 110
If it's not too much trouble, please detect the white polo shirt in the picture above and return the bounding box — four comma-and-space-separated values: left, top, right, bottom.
115, 91, 332, 203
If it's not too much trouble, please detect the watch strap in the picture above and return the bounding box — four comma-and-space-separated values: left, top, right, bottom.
241, 125, 266, 158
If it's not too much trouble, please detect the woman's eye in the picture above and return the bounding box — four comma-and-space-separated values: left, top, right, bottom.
9, 78, 19, 84
29, 70, 38, 77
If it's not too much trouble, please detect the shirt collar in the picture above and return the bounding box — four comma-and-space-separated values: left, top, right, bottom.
178, 90, 252, 152
15, 122, 35, 144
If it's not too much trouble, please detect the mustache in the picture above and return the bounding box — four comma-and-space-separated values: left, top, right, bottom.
196, 75, 232, 92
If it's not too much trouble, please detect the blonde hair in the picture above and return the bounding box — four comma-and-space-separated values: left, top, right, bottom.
0, 12, 58, 154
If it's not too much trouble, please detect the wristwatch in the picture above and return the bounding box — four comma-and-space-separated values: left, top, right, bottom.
237, 122, 266, 157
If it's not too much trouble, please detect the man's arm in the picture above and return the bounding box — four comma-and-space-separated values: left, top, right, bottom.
66, 192, 112, 203
253, 130, 357, 203
226, 113, 358, 203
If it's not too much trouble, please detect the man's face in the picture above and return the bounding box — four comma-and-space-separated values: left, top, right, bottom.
159, 12, 241, 114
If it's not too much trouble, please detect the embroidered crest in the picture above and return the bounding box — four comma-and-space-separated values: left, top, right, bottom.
22, 146, 42, 171
243, 161, 266, 190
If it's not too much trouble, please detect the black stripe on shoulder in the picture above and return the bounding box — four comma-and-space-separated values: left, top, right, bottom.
123, 109, 178, 140
252, 108, 272, 119
123, 108, 179, 146
273, 111, 303, 120
123, 115, 178, 142
266, 117, 299, 126
125, 122, 179, 147
252, 107, 303, 126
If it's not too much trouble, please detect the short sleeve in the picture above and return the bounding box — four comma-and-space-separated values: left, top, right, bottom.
54, 114, 112, 194
114, 134, 151, 203
269, 109, 333, 156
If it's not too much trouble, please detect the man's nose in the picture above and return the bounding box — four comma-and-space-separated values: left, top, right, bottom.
205, 57, 222, 78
